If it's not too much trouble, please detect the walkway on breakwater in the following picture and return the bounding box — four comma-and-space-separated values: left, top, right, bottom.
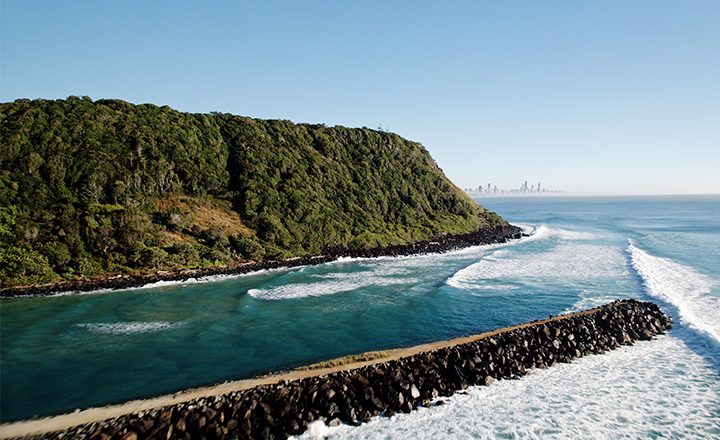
0, 299, 670, 439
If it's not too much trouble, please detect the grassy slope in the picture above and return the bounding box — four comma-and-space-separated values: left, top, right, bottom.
0, 97, 506, 287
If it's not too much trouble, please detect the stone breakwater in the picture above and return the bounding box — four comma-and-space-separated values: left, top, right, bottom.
0, 225, 522, 297
10, 299, 670, 440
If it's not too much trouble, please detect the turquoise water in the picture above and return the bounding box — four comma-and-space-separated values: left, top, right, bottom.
2, 196, 719, 435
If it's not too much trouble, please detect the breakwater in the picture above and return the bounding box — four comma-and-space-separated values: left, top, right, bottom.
0, 226, 522, 298
6, 299, 670, 439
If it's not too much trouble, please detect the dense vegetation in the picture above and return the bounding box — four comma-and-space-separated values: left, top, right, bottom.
0, 97, 505, 287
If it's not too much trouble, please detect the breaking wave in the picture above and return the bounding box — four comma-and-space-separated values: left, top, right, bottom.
247, 270, 420, 300
628, 241, 720, 343
521, 224, 599, 242
75, 321, 183, 335
447, 242, 626, 290
47, 267, 298, 297
562, 291, 629, 315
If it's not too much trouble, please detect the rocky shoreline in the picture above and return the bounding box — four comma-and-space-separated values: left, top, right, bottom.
0, 225, 523, 298
4, 299, 671, 439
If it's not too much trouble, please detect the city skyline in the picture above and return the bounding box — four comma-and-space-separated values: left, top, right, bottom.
464, 180, 563, 195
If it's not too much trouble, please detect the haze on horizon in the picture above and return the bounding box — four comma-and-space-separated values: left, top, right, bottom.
2, 1, 718, 196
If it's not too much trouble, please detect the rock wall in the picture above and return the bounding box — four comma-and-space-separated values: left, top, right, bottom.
0, 226, 522, 297
14, 299, 670, 439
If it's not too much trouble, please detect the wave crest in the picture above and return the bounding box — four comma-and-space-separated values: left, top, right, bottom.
523, 225, 598, 242
447, 242, 625, 290
628, 241, 719, 343
76, 321, 183, 335
248, 270, 419, 300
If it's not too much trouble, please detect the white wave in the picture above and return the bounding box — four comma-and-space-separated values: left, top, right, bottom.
522, 224, 598, 242
447, 243, 626, 290
46, 225, 583, 298
134, 279, 200, 290
326, 244, 494, 267
325, 224, 545, 268
295, 335, 720, 439
628, 241, 720, 343
48, 226, 546, 298
45, 267, 300, 297
248, 271, 420, 300
302, 421, 339, 439
75, 321, 183, 335
132, 267, 300, 290
513, 223, 536, 234
467, 283, 517, 291
510, 223, 598, 243
562, 291, 629, 315
249, 240, 538, 301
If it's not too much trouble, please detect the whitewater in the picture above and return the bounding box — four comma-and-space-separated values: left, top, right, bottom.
297, 195, 720, 439
2, 195, 719, 438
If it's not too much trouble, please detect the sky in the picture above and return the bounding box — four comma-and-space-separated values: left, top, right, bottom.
2, 1, 719, 195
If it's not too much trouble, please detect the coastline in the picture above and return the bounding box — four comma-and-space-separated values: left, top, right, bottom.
0, 299, 671, 439
0, 225, 522, 298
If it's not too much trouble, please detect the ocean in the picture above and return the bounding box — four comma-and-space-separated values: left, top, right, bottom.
1, 195, 719, 437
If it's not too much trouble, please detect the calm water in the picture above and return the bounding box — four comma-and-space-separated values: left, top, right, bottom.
2, 196, 719, 437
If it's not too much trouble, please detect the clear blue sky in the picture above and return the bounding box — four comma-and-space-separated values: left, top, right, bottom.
2, 1, 719, 195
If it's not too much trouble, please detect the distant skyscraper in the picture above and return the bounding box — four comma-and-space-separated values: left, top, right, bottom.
538, 182, 541, 193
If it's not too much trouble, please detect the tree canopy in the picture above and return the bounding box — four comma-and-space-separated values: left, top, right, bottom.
0, 97, 505, 287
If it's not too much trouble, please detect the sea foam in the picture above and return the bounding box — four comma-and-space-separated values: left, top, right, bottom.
296, 335, 720, 439
521, 224, 598, 242
75, 321, 183, 335
247, 270, 420, 300
447, 242, 626, 290
44, 266, 298, 298
628, 241, 720, 343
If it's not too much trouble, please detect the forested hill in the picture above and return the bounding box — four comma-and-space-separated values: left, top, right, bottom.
0, 97, 507, 287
